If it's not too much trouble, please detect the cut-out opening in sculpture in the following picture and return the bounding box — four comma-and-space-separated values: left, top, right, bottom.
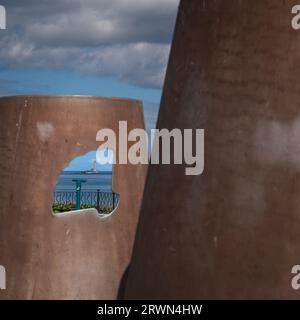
52, 149, 120, 216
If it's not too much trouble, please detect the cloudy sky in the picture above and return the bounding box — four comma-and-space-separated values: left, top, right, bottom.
0, 0, 179, 127
0, 0, 179, 170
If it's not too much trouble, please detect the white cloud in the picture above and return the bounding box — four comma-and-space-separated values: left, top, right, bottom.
0, 0, 179, 88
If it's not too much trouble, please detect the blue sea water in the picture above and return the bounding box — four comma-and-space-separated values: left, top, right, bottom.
55, 171, 113, 191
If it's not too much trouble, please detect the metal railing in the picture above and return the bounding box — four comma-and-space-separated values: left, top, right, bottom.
53, 189, 119, 210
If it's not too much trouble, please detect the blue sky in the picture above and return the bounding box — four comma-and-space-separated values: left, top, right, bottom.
0, 0, 179, 171
64, 150, 113, 172
0, 69, 161, 101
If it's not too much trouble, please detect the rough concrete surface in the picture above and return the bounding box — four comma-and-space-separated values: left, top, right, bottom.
125, 0, 300, 299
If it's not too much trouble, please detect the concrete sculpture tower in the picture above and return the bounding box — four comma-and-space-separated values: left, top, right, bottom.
125, 0, 300, 299
0, 96, 147, 299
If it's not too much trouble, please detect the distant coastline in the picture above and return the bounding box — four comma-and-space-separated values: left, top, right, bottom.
62, 170, 113, 174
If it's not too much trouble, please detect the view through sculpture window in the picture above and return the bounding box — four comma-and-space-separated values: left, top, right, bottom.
52, 149, 119, 215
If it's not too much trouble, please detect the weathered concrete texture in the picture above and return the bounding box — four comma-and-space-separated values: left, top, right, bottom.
0, 96, 147, 299
125, 0, 300, 299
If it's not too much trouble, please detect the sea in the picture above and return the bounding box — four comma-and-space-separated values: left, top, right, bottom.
55, 171, 113, 192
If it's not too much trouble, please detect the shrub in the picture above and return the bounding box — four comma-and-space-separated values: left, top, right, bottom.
52, 203, 113, 215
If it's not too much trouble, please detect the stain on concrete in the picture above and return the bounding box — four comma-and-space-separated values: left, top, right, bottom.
36, 122, 54, 142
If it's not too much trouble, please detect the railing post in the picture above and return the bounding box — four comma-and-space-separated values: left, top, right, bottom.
72, 179, 86, 210
97, 189, 100, 212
